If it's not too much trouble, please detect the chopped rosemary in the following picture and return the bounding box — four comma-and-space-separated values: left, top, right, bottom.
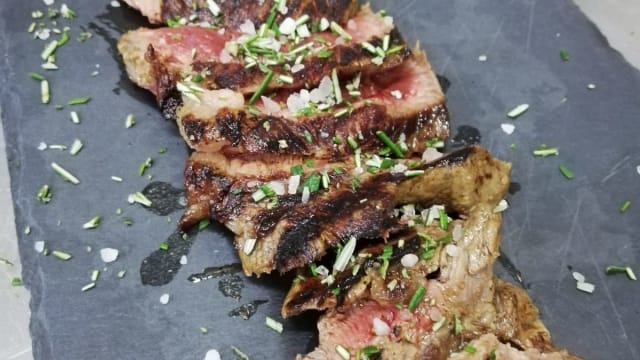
69, 139, 83, 155
248, 70, 274, 105
81, 282, 96, 292
41, 80, 50, 104
51, 162, 80, 184
69, 111, 80, 124
453, 315, 463, 335
125, 114, 135, 128
619, 200, 631, 213
330, 21, 352, 41
198, 219, 210, 231
507, 103, 529, 118
30, 72, 46, 81
559, 165, 574, 179
37, 184, 52, 203
606, 265, 636, 280
408, 284, 426, 311
532, 145, 559, 157
67, 97, 91, 105
82, 216, 101, 229
138, 158, 153, 176
376, 131, 405, 158
265, 316, 284, 333
52, 250, 72, 261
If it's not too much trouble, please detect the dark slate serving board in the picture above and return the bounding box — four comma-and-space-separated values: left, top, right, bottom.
1, 0, 639, 359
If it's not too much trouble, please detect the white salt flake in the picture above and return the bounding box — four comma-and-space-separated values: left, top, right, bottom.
204, 349, 221, 360
100, 248, 119, 263
180, 255, 188, 265
478, 54, 487, 62
239, 19, 256, 35
110, 0, 120, 7
636, 165, 640, 175
38, 142, 48, 150
291, 63, 305, 73
390, 90, 402, 100
279, 17, 296, 35
372, 317, 391, 336
401, 253, 419, 268
44, 0, 55, 6
501, 123, 515, 135
34, 241, 45, 253
159, 293, 170, 305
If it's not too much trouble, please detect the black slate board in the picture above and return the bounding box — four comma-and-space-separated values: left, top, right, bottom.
1, 1, 639, 359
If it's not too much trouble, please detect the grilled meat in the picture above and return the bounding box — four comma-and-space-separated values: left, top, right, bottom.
287, 180, 578, 359
118, 5, 406, 101
180, 146, 510, 276
123, 0, 359, 29
173, 51, 448, 159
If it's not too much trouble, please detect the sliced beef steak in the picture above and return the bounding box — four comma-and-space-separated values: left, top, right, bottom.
123, 0, 359, 29
174, 51, 448, 159
287, 177, 579, 359
118, 5, 406, 101
180, 146, 510, 276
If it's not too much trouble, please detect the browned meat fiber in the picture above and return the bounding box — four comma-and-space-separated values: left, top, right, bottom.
123, 0, 359, 29
118, 5, 406, 102
180, 146, 509, 277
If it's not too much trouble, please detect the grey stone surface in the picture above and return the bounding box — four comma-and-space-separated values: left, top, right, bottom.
1, 1, 639, 359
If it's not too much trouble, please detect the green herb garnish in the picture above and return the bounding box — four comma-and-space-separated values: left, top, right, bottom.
67, 97, 91, 105
408, 284, 426, 312
376, 131, 405, 158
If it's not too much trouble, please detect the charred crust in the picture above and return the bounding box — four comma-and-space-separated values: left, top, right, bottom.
184, 101, 449, 160
275, 181, 397, 273
160, 88, 183, 121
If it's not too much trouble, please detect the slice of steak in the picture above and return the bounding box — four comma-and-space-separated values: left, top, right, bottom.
123, 0, 359, 29
118, 5, 406, 101
180, 146, 510, 276
174, 51, 448, 159
287, 188, 578, 359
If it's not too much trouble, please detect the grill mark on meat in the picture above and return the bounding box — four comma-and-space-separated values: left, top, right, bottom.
180, 146, 509, 276
176, 52, 449, 159
180, 103, 448, 160
156, 0, 359, 28
275, 181, 398, 272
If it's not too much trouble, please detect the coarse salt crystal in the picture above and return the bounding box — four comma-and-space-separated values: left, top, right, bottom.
291, 63, 305, 73
110, 0, 121, 7
501, 123, 515, 135
159, 293, 170, 304
100, 248, 119, 263
478, 54, 487, 62
34, 241, 45, 253
372, 317, 391, 336
401, 253, 419, 268
180, 255, 188, 265
279, 17, 296, 35
204, 349, 221, 360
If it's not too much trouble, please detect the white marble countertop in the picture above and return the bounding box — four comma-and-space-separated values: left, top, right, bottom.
0, 1, 638, 359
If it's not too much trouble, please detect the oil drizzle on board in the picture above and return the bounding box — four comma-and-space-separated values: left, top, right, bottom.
498, 248, 525, 288
187, 263, 243, 283
219, 275, 244, 300
509, 182, 522, 195
140, 229, 197, 286
228, 300, 269, 320
449, 125, 481, 147
436, 74, 451, 93
141, 181, 186, 216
